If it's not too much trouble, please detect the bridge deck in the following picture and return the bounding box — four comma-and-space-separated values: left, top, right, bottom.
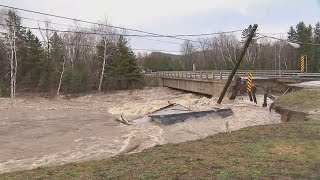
150, 70, 320, 96
150, 70, 320, 80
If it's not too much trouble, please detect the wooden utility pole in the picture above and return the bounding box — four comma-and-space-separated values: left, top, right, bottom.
263, 93, 268, 107
217, 24, 258, 104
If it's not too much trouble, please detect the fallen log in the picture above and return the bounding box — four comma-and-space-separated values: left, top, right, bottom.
115, 115, 132, 126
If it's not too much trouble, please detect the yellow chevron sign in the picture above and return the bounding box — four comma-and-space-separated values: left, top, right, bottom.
301, 55, 305, 73
247, 73, 253, 92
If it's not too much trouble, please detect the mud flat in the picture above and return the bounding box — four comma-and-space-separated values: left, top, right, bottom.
0, 87, 280, 173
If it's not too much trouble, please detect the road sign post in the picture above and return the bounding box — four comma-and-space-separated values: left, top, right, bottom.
301, 55, 305, 73
247, 73, 253, 102
306, 55, 308, 73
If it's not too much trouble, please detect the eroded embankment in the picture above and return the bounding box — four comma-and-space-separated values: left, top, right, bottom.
272, 89, 320, 122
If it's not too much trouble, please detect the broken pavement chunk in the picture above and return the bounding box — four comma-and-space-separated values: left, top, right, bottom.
149, 104, 233, 125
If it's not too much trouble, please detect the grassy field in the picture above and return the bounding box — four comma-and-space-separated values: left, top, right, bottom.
273, 89, 320, 112
1, 89, 319, 179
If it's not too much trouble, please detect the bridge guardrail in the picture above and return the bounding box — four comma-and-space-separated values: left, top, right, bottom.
148, 70, 320, 80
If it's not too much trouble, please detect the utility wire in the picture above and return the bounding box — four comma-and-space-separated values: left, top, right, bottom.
0, 5, 243, 41
16, 14, 239, 43
0, 12, 182, 45
0, 36, 181, 53
0, 23, 164, 37
0, 23, 242, 44
257, 33, 320, 46
0, 4, 197, 42
136, 37, 181, 45
172, 30, 243, 37
131, 48, 180, 53
258, 32, 287, 35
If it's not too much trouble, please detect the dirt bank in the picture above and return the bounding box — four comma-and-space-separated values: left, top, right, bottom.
272, 89, 320, 122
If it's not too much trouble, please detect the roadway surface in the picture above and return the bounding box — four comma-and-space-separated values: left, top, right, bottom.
289, 81, 320, 88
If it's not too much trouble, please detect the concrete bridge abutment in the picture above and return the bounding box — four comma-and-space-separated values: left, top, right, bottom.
159, 77, 230, 97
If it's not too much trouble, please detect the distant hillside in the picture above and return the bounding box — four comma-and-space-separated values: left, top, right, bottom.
148, 52, 181, 60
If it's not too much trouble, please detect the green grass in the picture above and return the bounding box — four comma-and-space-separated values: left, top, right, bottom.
216, 169, 234, 180
0, 120, 319, 179
274, 89, 320, 112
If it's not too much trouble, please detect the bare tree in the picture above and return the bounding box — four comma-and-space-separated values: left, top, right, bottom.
197, 38, 211, 69
8, 27, 17, 97
57, 54, 66, 95
38, 20, 53, 61
214, 34, 240, 68
94, 19, 118, 91
98, 37, 110, 91
4, 11, 19, 97
181, 40, 197, 70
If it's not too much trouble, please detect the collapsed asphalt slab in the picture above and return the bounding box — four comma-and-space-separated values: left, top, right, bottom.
148, 103, 233, 125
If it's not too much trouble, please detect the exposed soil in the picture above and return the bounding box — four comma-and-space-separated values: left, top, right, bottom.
272, 89, 320, 122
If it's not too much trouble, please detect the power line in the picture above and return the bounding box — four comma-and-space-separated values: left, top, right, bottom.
15, 14, 238, 43
258, 32, 287, 35
0, 4, 243, 41
0, 23, 242, 45
0, 12, 87, 30
172, 30, 243, 37
0, 23, 161, 37
0, 4, 197, 42
0, 35, 181, 53
133, 37, 181, 45
0, 12, 182, 45
257, 33, 320, 46
131, 48, 180, 53
22, 13, 241, 38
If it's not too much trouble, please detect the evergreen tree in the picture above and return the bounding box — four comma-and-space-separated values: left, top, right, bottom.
5, 10, 26, 41
0, 39, 9, 96
23, 29, 45, 89
108, 36, 142, 89
314, 22, 320, 72
289, 22, 315, 72
295, 22, 313, 53
287, 26, 297, 41
48, 32, 64, 91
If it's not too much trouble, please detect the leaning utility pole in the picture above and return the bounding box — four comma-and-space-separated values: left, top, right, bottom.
217, 24, 258, 104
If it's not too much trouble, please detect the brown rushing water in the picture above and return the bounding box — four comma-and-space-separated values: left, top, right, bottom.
0, 87, 280, 173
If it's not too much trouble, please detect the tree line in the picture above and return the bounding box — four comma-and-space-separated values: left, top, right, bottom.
140, 22, 320, 73
1, 9, 319, 98
0, 10, 142, 97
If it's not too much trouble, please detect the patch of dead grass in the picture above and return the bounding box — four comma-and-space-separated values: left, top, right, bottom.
272, 144, 303, 155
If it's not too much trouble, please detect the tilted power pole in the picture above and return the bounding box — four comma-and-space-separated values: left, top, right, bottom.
217, 24, 258, 104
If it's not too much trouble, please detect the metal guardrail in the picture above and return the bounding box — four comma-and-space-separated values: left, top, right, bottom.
148, 70, 320, 80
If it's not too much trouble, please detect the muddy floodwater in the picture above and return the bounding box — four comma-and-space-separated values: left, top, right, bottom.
0, 87, 281, 173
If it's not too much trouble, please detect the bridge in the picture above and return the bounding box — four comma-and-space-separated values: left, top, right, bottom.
150, 70, 320, 96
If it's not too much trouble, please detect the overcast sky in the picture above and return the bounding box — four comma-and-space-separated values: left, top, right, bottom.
1, 0, 320, 54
